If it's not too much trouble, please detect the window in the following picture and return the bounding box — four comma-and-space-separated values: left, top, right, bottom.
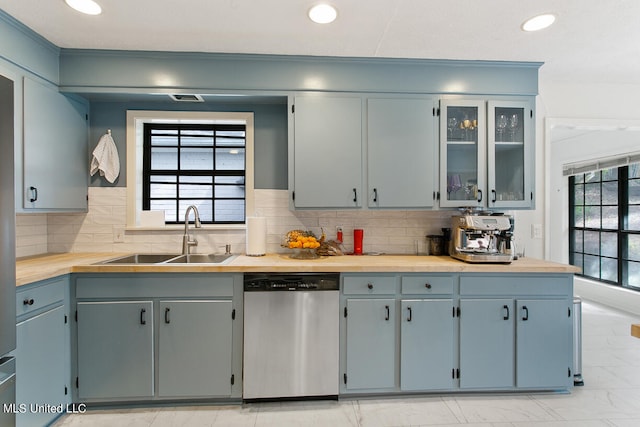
126, 111, 254, 228
569, 163, 640, 289
143, 123, 246, 224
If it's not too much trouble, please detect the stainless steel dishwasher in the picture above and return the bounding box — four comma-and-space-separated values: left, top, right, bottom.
243, 273, 339, 400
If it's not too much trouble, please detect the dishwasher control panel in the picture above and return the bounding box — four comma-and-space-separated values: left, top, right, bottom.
244, 273, 339, 291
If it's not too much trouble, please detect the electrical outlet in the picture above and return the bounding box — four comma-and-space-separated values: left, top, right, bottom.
113, 227, 125, 243
531, 224, 543, 239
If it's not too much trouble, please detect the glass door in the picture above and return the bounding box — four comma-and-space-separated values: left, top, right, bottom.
440, 99, 485, 208
487, 100, 533, 209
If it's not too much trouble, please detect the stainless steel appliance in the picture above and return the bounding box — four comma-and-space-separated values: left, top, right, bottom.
243, 273, 339, 400
450, 214, 514, 263
0, 74, 16, 426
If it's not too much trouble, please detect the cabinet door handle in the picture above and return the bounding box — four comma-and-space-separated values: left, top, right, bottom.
491, 189, 497, 203
29, 186, 38, 203
477, 189, 483, 203
164, 307, 170, 324
353, 188, 357, 203
373, 188, 378, 203
23, 298, 34, 306
384, 305, 390, 321
522, 305, 529, 321
503, 304, 510, 320
140, 308, 147, 325
425, 283, 432, 289
407, 306, 412, 322
367, 283, 373, 290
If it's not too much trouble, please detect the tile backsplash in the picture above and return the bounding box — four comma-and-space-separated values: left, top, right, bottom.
17, 187, 455, 257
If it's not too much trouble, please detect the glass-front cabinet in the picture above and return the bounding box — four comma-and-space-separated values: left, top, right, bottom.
440, 98, 534, 209
487, 100, 534, 209
440, 99, 486, 208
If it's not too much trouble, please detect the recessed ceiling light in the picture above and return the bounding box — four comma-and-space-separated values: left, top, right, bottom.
308, 4, 338, 24
521, 13, 556, 32
65, 0, 102, 16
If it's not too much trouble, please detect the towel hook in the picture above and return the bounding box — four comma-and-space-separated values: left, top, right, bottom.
107, 129, 111, 135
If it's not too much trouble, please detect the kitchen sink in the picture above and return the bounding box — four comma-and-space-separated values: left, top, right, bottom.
98, 254, 182, 264
165, 253, 236, 264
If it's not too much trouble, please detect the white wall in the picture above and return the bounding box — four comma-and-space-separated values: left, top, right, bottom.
540, 76, 640, 315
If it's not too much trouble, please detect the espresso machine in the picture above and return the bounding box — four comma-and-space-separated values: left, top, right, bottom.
450, 213, 514, 263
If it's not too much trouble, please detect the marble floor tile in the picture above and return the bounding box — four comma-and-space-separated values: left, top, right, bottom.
52, 300, 640, 427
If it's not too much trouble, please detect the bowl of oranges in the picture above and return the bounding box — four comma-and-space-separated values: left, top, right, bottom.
283, 230, 322, 259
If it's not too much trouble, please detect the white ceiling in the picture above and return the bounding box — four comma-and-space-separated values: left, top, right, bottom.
0, 0, 638, 85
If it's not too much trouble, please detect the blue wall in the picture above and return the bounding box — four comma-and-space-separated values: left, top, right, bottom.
89, 100, 288, 189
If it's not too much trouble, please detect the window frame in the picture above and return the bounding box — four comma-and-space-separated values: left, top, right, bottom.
569, 164, 640, 290
126, 110, 254, 229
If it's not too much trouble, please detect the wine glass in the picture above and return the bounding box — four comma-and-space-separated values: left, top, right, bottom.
508, 113, 519, 141
447, 174, 462, 198
496, 114, 508, 141
447, 117, 458, 140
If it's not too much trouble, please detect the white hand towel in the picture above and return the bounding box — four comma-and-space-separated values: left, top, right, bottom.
90, 132, 120, 183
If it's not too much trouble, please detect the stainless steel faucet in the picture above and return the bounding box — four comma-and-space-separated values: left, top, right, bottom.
182, 205, 202, 254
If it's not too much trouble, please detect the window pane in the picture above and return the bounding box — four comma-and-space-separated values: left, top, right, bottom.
179, 200, 212, 223
572, 253, 583, 272
601, 206, 618, 229
182, 129, 214, 137
149, 201, 175, 222
629, 179, 640, 204
151, 135, 178, 146
150, 183, 176, 198
601, 168, 617, 181
585, 172, 600, 183
583, 254, 600, 278
584, 206, 600, 228
215, 199, 245, 222
573, 229, 583, 252
574, 206, 584, 227
601, 232, 617, 257
602, 181, 618, 205
150, 175, 177, 183
630, 164, 640, 179
574, 174, 584, 184
179, 184, 213, 198
181, 136, 214, 147
151, 147, 177, 169
573, 183, 584, 205
181, 148, 213, 170
215, 185, 245, 198
585, 182, 600, 204
180, 176, 212, 184
601, 257, 617, 282
629, 261, 640, 288
628, 235, 640, 262
629, 206, 640, 231
216, 148, 245, 170
583, 231, 600, 255
215, 176, 245, 185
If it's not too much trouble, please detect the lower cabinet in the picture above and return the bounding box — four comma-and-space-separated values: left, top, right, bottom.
158, 300, 233, 397
76, 301, 154, 400
344, 298, 396, 390
16, 276, 70, 427
400, 299, 455, 391
74, 273, 242, 402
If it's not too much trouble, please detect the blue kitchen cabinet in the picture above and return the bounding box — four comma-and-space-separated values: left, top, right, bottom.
22, 76, 88, 211
291, 94, 363, 208
459, 298, 515, 389
400, 299, 455, 391
516, 299, 573, 388
344, 298, 396, 390
76, 301, 154, 400
15, 276, 70, 427
367, 97, 437, 208
158, 300, 233, 397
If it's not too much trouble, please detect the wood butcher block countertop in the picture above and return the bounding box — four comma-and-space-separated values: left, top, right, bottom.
16, 252, 580, 287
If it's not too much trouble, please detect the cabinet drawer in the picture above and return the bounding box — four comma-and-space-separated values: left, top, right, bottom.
16, 276, 66, 318
459, 274, 572, 296
401, 275, 454, 295
343, 276, 397, 295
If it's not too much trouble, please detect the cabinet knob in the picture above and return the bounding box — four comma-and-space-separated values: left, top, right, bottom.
23, 298, 34, 306
425, 283, 432, 289
367, 283, 373, 290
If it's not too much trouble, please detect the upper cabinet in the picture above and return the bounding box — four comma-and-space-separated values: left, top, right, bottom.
439, 98, 534, 210
367, 97, 437, 209
291, 95, 363, 209
23, 77, 88, 211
